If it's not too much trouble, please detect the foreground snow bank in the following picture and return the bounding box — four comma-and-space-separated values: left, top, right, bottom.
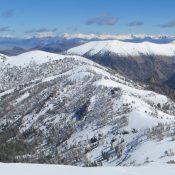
0, 163, 175, 175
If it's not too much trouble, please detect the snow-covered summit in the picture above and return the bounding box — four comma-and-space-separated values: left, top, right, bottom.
0, 50, 96, 67
0, 50, 67, 67
67, 40, 175, 57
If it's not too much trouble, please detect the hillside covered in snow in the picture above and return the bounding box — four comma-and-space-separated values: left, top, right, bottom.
67, 40, 175, 57
0, 51, 175, 166
67, 40, 175, 89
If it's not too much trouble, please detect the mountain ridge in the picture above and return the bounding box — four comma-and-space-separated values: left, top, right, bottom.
67, 40, 175, 57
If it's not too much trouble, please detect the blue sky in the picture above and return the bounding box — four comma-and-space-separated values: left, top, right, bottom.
0, 0, 175, 37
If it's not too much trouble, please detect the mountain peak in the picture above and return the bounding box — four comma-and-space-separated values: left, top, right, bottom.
67, 40, 175, 57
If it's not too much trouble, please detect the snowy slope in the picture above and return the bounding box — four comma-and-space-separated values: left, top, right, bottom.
67, 40, 175, 57
0, 51, 175, 166
1, 163, 175, 175
0, 50, 91, 67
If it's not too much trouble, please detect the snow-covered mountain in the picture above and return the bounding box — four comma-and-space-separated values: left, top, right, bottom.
0, 50, 175, 166
67, 40, 175, 88
67, 40, 175, 57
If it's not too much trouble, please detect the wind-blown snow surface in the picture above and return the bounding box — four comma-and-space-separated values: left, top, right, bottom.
0, 51, 175, 165
67, 40, 175, 57
1, 163, 175, 175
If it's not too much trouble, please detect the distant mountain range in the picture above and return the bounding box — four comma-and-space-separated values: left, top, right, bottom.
1, 34, 175, 56
64, 33, 175, 43
0, 36, 83, 55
